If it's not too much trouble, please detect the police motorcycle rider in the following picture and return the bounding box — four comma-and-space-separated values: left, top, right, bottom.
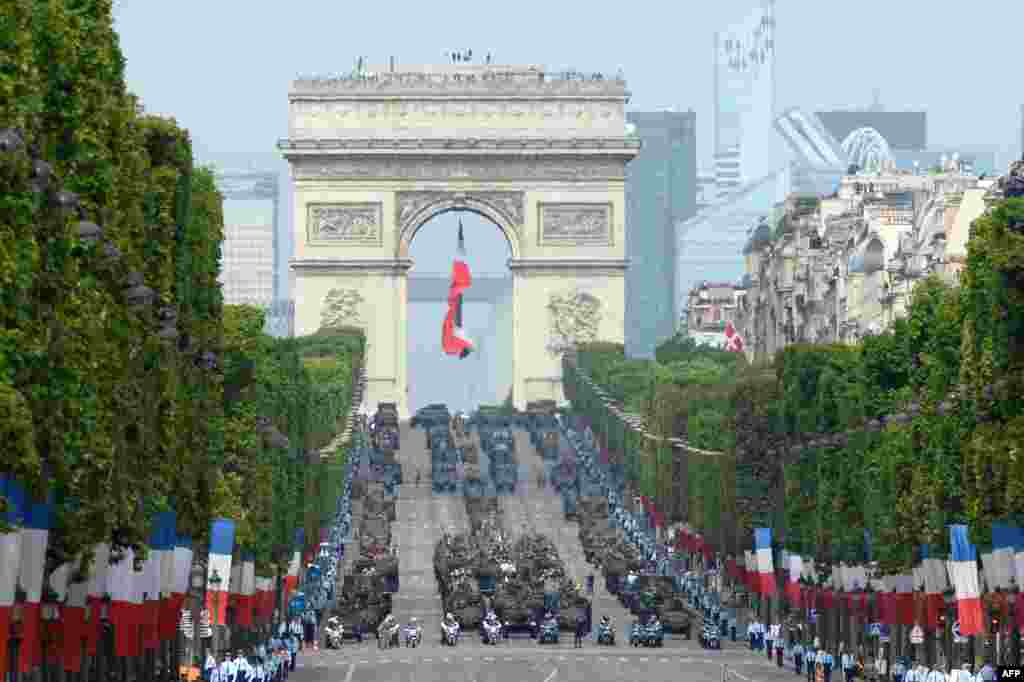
403, 617, 422, 647
323, 615, 344, 649
597, 615, 615, 645
377, 614, 399, 649
441, 612, 461, 646
481, 610, 502, 645
538, 610, 559, 643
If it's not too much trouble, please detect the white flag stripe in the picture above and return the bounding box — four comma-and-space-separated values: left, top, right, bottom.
49, 562, 73, 601
88, 543, 110, 598
107, 549, 136, 602
992, 547, 1014, 590
68, 577, 89, 608
950, 560, 981, 600
173, 547, 193, 594
161, 546, 176, 596
18, 527, 49, 601
0, 532, 22, 606
207, 553, 233, 591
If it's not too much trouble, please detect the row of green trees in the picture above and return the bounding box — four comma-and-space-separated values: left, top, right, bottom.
567, 190, 1024, 573
0, 0, 362, 577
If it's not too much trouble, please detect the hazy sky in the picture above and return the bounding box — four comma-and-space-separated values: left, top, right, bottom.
110, 0, 1023, 407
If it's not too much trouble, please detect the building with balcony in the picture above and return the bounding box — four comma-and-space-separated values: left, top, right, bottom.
683, 281, 745, 348
734, 159, 995, 362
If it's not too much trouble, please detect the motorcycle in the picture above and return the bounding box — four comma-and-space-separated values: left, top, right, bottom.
378, 620, 400, 649
538, 620, 559, 645
402, 624, 421, 648
482, 619, 502, 645
324, 618, 344, 649
597, 622, 615, 646
641, 621, 665, 648
441, 621, 460, 646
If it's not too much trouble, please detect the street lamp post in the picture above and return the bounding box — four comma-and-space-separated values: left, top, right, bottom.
208, 569, 223, 658
190, 565, 206, 670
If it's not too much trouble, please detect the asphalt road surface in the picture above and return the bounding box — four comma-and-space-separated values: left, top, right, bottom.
391, 422, 469, 624
500, 430, 635, 628
291, 640, 799, 682
328, 423, 795, 681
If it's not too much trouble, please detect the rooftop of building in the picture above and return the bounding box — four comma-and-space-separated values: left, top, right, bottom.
289, 62, 628, 97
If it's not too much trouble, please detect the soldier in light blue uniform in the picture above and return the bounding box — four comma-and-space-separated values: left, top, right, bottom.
793, 640, 805, 674
823, 649, 835, 682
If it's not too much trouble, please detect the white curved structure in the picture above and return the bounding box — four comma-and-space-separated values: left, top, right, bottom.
841, 127, 893, 170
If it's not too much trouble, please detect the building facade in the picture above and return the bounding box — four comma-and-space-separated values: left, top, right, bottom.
735, 160, 993, 362
215, 170, 281, 306
683, 281, 743, 348
625, 110, 698, 358
713, 0, 778, 198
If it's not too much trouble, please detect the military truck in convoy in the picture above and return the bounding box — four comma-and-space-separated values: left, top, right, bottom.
372, 402, 400, 451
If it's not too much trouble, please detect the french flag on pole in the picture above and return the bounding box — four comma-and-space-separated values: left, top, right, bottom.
754, 528, 776, 595
154, 511, 178, 642
949, 524, 984, 636
0, 476, 25, 678
787, 554, 803, 607
85, 543, 110, 656
18, 491, 53, 673
108, 547, 140, 658
992, 524, 1017, 592
170, 535, 192, 636
441, 219, 474, 358
64, 561, 89, 673
142, 514, 170, 649
206, 519, 235, 627
920, 545, 947, 630
283, 528, 303, 608
239, 551, 255, 627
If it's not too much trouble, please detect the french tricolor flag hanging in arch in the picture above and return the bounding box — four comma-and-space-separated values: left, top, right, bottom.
0, 476, 25, 677
754, 528, 777, 595
205, 519, 235, 627
442, 219, 474, 358
171, 535, 192, 636
949, 524, 983, 636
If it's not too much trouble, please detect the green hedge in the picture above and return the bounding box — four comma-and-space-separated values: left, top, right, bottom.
567, 192, 1024, 569
0, 2, 364, 578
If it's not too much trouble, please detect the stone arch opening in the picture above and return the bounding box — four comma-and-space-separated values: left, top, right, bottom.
396, 194, 522, 260
405, 209, 514, 413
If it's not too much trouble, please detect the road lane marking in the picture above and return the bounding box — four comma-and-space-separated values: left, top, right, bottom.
343, 663, 355, 682
542, 670, 557, 682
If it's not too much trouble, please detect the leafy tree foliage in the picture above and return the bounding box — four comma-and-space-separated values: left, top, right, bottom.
567, 199, 1024, 568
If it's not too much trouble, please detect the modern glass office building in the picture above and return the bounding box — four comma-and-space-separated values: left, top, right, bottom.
625, 111, 698, 358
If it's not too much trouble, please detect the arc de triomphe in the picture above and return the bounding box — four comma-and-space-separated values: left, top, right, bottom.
278, 64, 640, 418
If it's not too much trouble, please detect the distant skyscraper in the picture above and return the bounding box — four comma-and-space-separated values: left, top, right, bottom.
713, 0, 778, 199
215, 170, 280, 305
625, 110, 698, 358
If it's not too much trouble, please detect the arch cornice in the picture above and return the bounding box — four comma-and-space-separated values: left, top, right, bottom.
395, 190, 523, 258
